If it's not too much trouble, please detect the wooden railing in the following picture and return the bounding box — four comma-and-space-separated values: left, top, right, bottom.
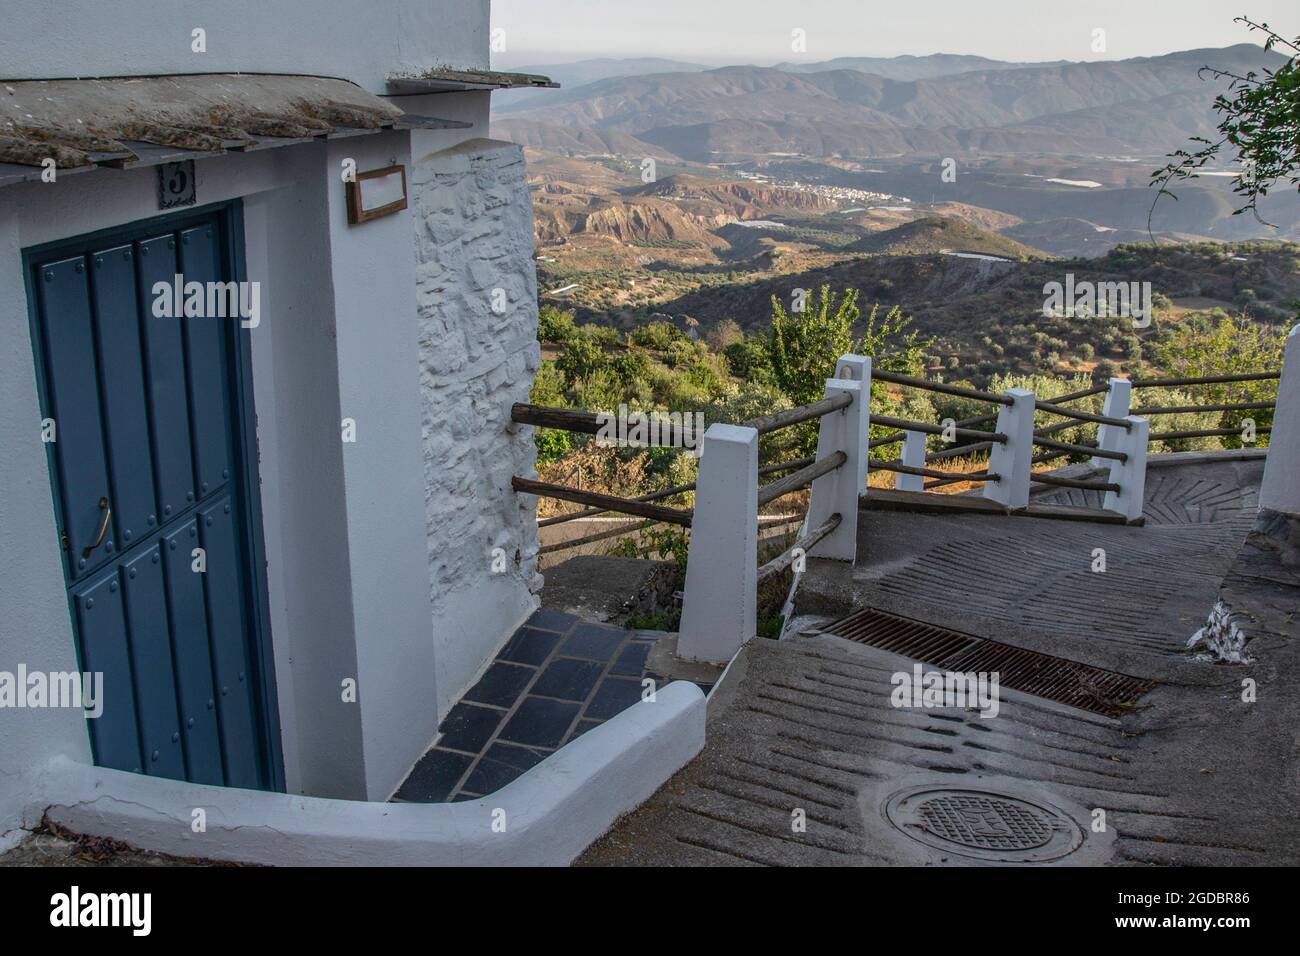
511, 354, 1285, 665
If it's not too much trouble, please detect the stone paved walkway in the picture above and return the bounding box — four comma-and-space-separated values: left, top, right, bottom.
581, 453, 1300, 866
393, 609, 704, 802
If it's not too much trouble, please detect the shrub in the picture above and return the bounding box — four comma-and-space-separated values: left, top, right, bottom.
537, 304, 577, 343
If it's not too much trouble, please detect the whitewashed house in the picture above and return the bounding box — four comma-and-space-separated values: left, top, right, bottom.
0, 0, 705, 863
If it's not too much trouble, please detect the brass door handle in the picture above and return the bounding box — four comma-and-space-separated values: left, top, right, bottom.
82, 497, 111, 559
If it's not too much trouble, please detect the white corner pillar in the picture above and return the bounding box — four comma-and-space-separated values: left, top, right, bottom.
807, 357, 871, 561
1092, 377, 1132, 469
1260, 324, 1300, 517
1100, 415, 1149, 522
897, 430, 927, 493
982, 387, 1035, 509
678, 424, 759, 663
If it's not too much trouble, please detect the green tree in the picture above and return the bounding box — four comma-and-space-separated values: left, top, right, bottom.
767, 286, 860, 408
1148, 313, 1284, 444
767, 287, 930, 408
766, 286, 931, 453
631, 320, 685, 350
537, 304, 577, 343
529, 362, 572, 462
722, 336, 775, 384
1151, 18, 1300, 227
555, 336, 607, 388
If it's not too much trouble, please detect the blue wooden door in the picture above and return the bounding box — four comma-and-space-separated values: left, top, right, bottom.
28, 209, 276, 790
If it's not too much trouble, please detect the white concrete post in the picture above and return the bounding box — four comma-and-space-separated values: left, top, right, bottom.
897, 430, 927, 492
1100, 415, 1149, 522
982, 387, 1035, 509
678, 423, 759, 663
1260, 324, 1300, 517
807, 357, 870, 561
1092, 377, 1132, 469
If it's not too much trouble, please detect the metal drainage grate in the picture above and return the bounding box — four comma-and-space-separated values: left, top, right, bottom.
885, 787, 1083, 862
822, 606, 1156, 717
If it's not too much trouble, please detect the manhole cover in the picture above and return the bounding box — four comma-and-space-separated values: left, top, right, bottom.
884, 787, 1083, 862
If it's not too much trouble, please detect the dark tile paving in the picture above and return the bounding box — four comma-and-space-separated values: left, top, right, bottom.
499, 626, 563, 666
463, 661, 535, 707
609, 641, 650, 677
463, 742, 550, 794
499, 697, 581, 748
586, 677, 646, 720
559, 623, 626, 663
394, 748, 475, 802
436, 702, 504, 753
393, 608, 694, 803
532, 658, 603, 701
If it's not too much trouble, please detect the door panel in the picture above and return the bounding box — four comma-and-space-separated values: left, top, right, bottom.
199, 496, 260, 789
162, 520, 224, 786
37, 256, 115, 580
178, 225, 234, 501
28, 208, 275, 791
134, 234, 196, 525
89, 243, 158, 551
120, 545, 186, 780
72, 569, 142, 774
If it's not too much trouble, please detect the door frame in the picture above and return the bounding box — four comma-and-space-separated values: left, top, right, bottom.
21, 199, 285, 792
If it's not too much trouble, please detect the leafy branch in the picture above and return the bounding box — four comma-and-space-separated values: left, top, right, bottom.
1149, 17, 1300, 236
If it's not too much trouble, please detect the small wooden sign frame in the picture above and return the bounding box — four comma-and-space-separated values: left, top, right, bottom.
346, 164, 408, 224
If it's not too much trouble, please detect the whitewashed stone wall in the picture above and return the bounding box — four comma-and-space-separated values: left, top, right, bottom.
412, 138, 542, 716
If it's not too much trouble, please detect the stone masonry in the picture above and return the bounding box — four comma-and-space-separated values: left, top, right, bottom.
412, 138, 542, 682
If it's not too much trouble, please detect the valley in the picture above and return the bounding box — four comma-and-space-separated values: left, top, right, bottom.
497, 41, 1300, 387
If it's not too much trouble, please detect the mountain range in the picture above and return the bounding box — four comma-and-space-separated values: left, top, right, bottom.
495, 44, 1287, 161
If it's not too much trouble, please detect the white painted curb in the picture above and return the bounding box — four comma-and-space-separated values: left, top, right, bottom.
36, 681, 706, 866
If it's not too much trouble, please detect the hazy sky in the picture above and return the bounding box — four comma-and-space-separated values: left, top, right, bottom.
492, 0, 1293, 66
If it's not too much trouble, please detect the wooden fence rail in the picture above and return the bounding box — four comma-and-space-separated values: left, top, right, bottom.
511, 476, 694, 527
756, 513, 843, 583
741, 391, 853, 435
757, 451, 847, 507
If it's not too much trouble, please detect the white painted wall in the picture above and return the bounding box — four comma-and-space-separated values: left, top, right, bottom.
0, 0, 551, 833
0, 0, 490, 94
0, 213, 92, 850
411, 138, 542, 718
43, 680, 707, 866
239, 149, 368, 800
1260, 324, 1300, 517
0, 121, 502, 831
324, 132, 443, 798
0, 151, 365, 814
